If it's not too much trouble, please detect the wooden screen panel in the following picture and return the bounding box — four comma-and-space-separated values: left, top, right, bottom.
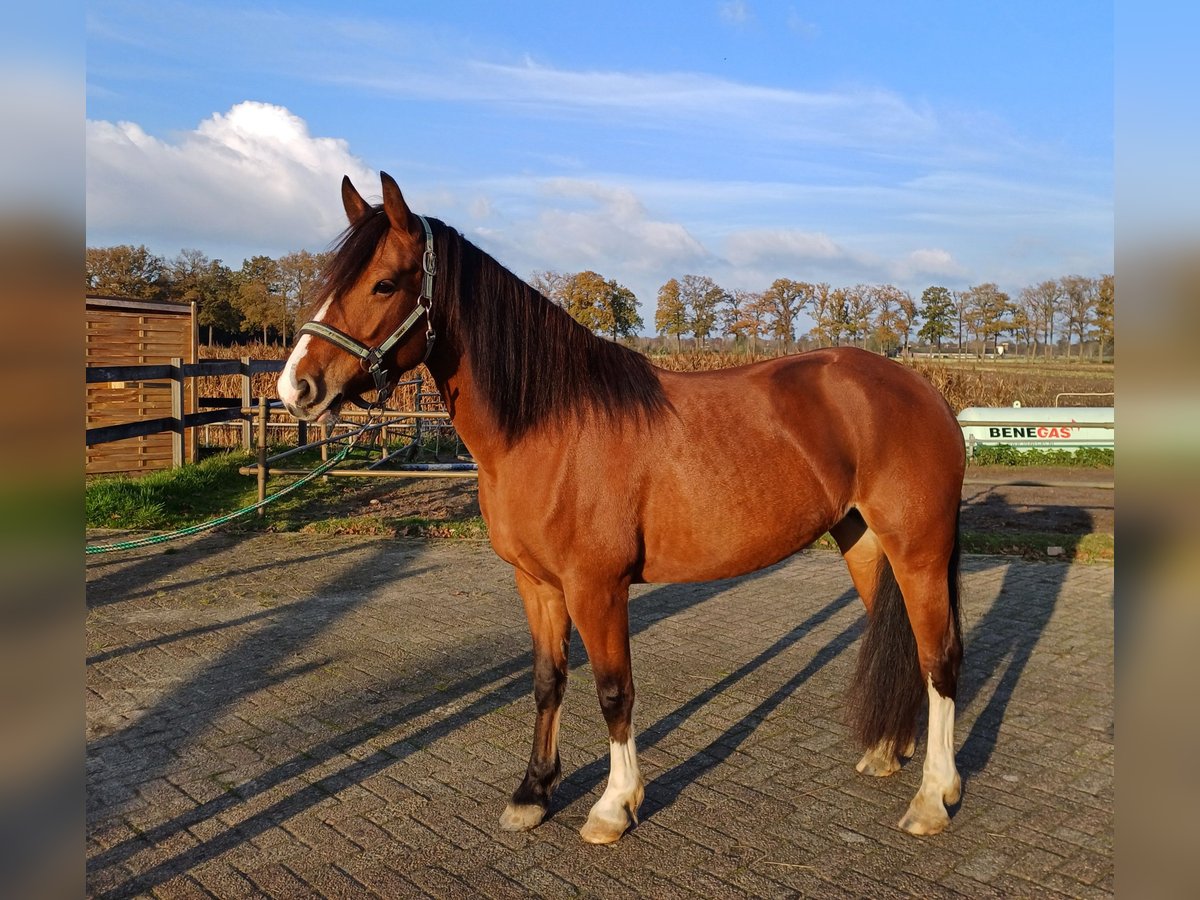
85, 302, 195, 475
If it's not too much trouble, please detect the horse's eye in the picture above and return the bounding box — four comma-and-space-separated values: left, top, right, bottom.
372, 279, 396, 296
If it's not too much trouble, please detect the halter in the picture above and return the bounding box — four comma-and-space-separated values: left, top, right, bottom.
298, 215, 437, 407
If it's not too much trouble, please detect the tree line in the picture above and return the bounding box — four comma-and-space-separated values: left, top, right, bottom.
87, 244, 1113, 358
86, 245, 330, 346
645, 274, 1114, 359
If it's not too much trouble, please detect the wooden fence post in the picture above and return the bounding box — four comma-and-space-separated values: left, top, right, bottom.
188, 302, 199, 463
170, 357, 184, 468
241, 357, 252, 452
257, 396, 268, 516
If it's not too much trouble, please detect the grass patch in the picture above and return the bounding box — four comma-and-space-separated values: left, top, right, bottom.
86, 451, 348, 531
808, 529, 1112, 564
88, 454, 1111, 563
299, 515, 488, 539
969, 445, 1114, 467
86, 452, 259, 529
960, 530, 1113, 564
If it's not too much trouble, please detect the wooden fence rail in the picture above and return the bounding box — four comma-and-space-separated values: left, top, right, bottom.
85, 358, 288, 467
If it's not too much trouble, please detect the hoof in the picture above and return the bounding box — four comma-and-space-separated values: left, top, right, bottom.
580, 814, 629, 844
897, 788, 954, 836
499, 802, 546, 832
856, 744, 901, 777
580, 780, 644, 844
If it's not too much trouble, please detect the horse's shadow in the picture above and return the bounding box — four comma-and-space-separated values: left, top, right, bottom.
554, 583, 862, 820
85, 530, 255, 609
954, 488, 1098, 777
558, 487, 1096, 824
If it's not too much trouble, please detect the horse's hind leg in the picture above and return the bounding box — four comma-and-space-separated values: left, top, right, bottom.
500, 569, 571, 832
832, 512, 914, 777
566, 579, 643, 844
889, 541, 964, 836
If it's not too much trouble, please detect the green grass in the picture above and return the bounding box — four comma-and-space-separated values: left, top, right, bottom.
960, 530, 1113, 564
85, 451, 346, 531
969, 445, 1114, 467
299, 515, 488, 539
86, 452, 259, 529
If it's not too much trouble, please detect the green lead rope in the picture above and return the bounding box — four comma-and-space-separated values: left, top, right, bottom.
85, 443, 354, 556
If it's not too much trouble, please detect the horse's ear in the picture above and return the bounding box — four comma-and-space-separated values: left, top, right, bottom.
380, 171, 420, 239
341, 176, 371, 225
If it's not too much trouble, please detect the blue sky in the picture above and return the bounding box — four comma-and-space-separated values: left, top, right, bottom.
86, 1, 1112, 327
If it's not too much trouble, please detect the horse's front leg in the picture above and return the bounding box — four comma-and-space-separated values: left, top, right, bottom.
568, 579, 644, 844
500, 569, 571, 832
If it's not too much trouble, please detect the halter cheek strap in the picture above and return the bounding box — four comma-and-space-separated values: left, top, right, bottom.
298, 215, 437, 407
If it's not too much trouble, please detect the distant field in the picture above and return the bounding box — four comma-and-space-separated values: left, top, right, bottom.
200, 342, 1114, 417
649, 349, 1113, 412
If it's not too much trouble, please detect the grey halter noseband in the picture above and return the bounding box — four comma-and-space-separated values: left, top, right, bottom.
298, 215, 437, 407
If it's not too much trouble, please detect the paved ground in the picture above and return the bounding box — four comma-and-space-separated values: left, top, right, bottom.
86, 533, 1113, 898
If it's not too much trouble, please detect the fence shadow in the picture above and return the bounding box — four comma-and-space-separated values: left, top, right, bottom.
86, 540, 426, 830
87, 555, 776, 899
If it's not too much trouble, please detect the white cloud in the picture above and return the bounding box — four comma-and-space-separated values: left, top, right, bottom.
86, 101, 377, 255
720, 1, 752, 25
786, 12, 820, 39
893, 248, 964, 280
473, 178, 709, 288
724, 229, 847, 267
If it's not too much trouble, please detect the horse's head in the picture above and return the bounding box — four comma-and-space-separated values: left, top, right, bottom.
278, 172, 436, 422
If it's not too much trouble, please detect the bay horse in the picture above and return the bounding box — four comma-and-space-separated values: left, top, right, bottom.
278, 173, 965, 843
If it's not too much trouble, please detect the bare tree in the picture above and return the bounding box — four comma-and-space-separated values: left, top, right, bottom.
844, 284, 877, 349
1094, 273, 1114, 360
963, 282, 1011, 357
1060, 275, 1097, 358
1024, 279, 1064, 356
870, 284, 908, 354
679, 274, 727, 348
530, 270, 570, 306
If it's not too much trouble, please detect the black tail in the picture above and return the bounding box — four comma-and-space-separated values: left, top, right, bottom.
850, 515, 964, 751
850, 555, 923, 753
940, 517, 964, 700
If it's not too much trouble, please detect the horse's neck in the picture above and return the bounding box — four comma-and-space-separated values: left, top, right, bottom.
427, 350, 507, 464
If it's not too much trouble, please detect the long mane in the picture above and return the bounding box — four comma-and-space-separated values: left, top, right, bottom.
321, 206, 670, 443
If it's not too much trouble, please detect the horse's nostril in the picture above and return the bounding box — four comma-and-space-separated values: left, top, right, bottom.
294, 374, 316, 404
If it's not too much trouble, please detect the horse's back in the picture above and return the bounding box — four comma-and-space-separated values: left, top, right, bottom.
654, 346, 961, 471
635, 347, 963, 582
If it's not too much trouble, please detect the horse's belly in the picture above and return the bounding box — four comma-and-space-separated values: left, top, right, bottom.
639, 504, 830, 584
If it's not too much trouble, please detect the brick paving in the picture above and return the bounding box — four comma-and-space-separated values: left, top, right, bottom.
86, 533, 1113, 898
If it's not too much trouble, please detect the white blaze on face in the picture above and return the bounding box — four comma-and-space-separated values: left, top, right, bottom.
277, 296, 332, 410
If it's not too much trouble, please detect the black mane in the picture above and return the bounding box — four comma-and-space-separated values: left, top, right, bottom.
320, 205, 669, 443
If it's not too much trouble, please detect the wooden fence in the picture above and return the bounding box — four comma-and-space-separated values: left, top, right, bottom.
86, 296, 198, 474
85, 358, 288, 469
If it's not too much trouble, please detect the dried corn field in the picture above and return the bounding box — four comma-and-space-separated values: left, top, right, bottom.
195, 342, 1113, 451
648, 349, 1114, 412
